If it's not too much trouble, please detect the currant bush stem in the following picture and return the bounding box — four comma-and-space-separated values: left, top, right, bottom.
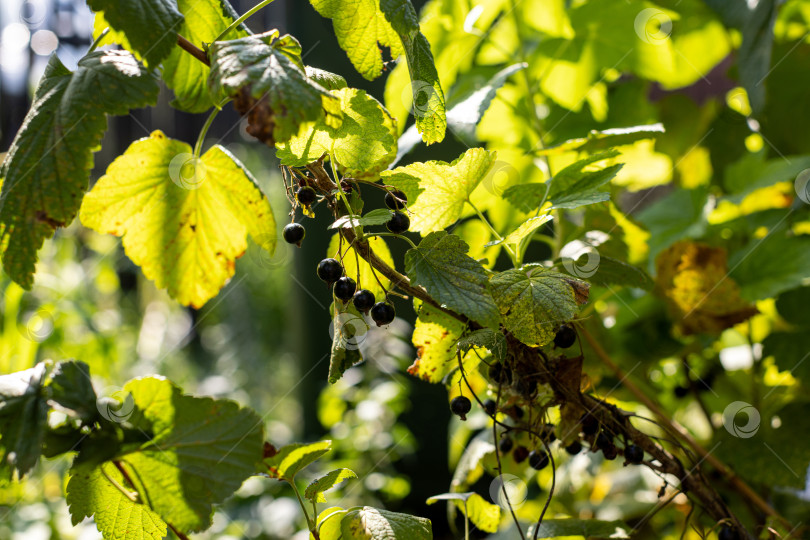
89, 28, 110, 53
193, 99, 230, 158
289, 480, 316, 533
364, 232, 417, 249
213, 0, 278, 44
465, 199, 517, 265
177, 35, 209, 66
329, 157, 363, 241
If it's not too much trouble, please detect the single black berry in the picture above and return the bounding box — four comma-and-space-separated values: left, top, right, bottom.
673, 385, 690, 398
595, 432, 612, 450
282, 223, 305, 246
352, 289, 375, 313
384, 189, 407, 210
488, 363, 512, 385
542, 424, 557, 442
554, 324, 577, 348
718, 526, 740, 540
370, 301, 396, 326
512, 445, 529, 464
333, 277, 357, 301
624, 444, 644, 464
528, 450, 549, 471
565, 441, 583, 455
386, 211, 410, 234
296, 186, 317, 205
602, 445, 618, 460
483, 399, 497, 416
517, 377, 537, 397
510, 406, 524, 419
581, 414, 599, 436
317, 258, 343, 284
450, 396, 472, 420
498, 437, 513, 454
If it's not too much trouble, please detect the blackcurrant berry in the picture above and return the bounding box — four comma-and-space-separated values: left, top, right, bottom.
510, 406, 524, 419
317, 258, 343, 284
517, 377, 536, 397
333, 277, 357, 301
673, 385, 690, 398
542, 424, 557, 442
565, 441, 582, 455
370, 301, 396, 326
554, 324, 577, 348
488, 363, 512, 385
384, 189, 407, 210
386, 211, 410, 234
595, 432, 612, 450
581, 414, 599, 436
296, 186, 317, 205
602, 445, 618, 460
718, 526, 740, 540
528, 450, 549, 471
450, 396, 472, 420
498, 437, 513, 454
282, 223, 305, 246
512, 445, 529, 464
483, 399, 497, 416
352, 289, 375, 313
624, 444, 644, 464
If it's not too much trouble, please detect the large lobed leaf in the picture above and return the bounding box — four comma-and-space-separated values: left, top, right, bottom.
383, 148, 496, 233
489, 267, 588, 347
67, 463, 168, 540
0, 51, 158, 288
277, 88, 398, 178
340, 506, 432, 539
80, 131, 276, 309
208, 31, 342, 145
118, 376, 264, 532
405, 232, 500, 328
0, 363, 50, 479
87, 0, 183, 67
407, 301, 466, 383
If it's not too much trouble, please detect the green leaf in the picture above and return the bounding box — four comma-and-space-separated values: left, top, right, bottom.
564, 256, 654, 291
426, 492, 500, 533
330, 209, 394, 229
305, 468, 358, 503
276, 88, 398, 178
317, 506, 348, 540
310, 0, 404, 80
489, 267, 589, 347
502, 184, 549, 214
457, 329, 507, 363
729, 234, 810, 301
306, 66, 348, 90
382, 148, 496, 233
405, 232, 500, 328
486, 215, 552, 248
547, 150, 621, 209
0, 363, 49, 479
0, 52, 158, 288
446, 63, 527, 146
636, 187, 709, 262
537, 124, 664, 156
47, 360, 97, 421
118, 377, 264, 532
327, 234, 393, 303
450, 430, 494, 491
529, 518, 631, 539
66, 463, 168, 540
340, 507, 432, 539
380, 0, 420, 35
87, 0, 183, 67
407, 301, 466, 383
208, 31, 342, 144
763, 332, 810, 385
399, 32, 447, 145
328, 301, 367, 384
775, 287, 810, 327
80, 131, 275, 309
162, 0, 249, 113
264, 440, 332, 481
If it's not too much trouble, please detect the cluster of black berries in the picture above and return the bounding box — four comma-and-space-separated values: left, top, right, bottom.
316, 258, 395, 326
580, 413, 644, 465
384, 189, 410, 233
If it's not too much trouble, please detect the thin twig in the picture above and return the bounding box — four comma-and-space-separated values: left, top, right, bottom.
177, 35, 209, 66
